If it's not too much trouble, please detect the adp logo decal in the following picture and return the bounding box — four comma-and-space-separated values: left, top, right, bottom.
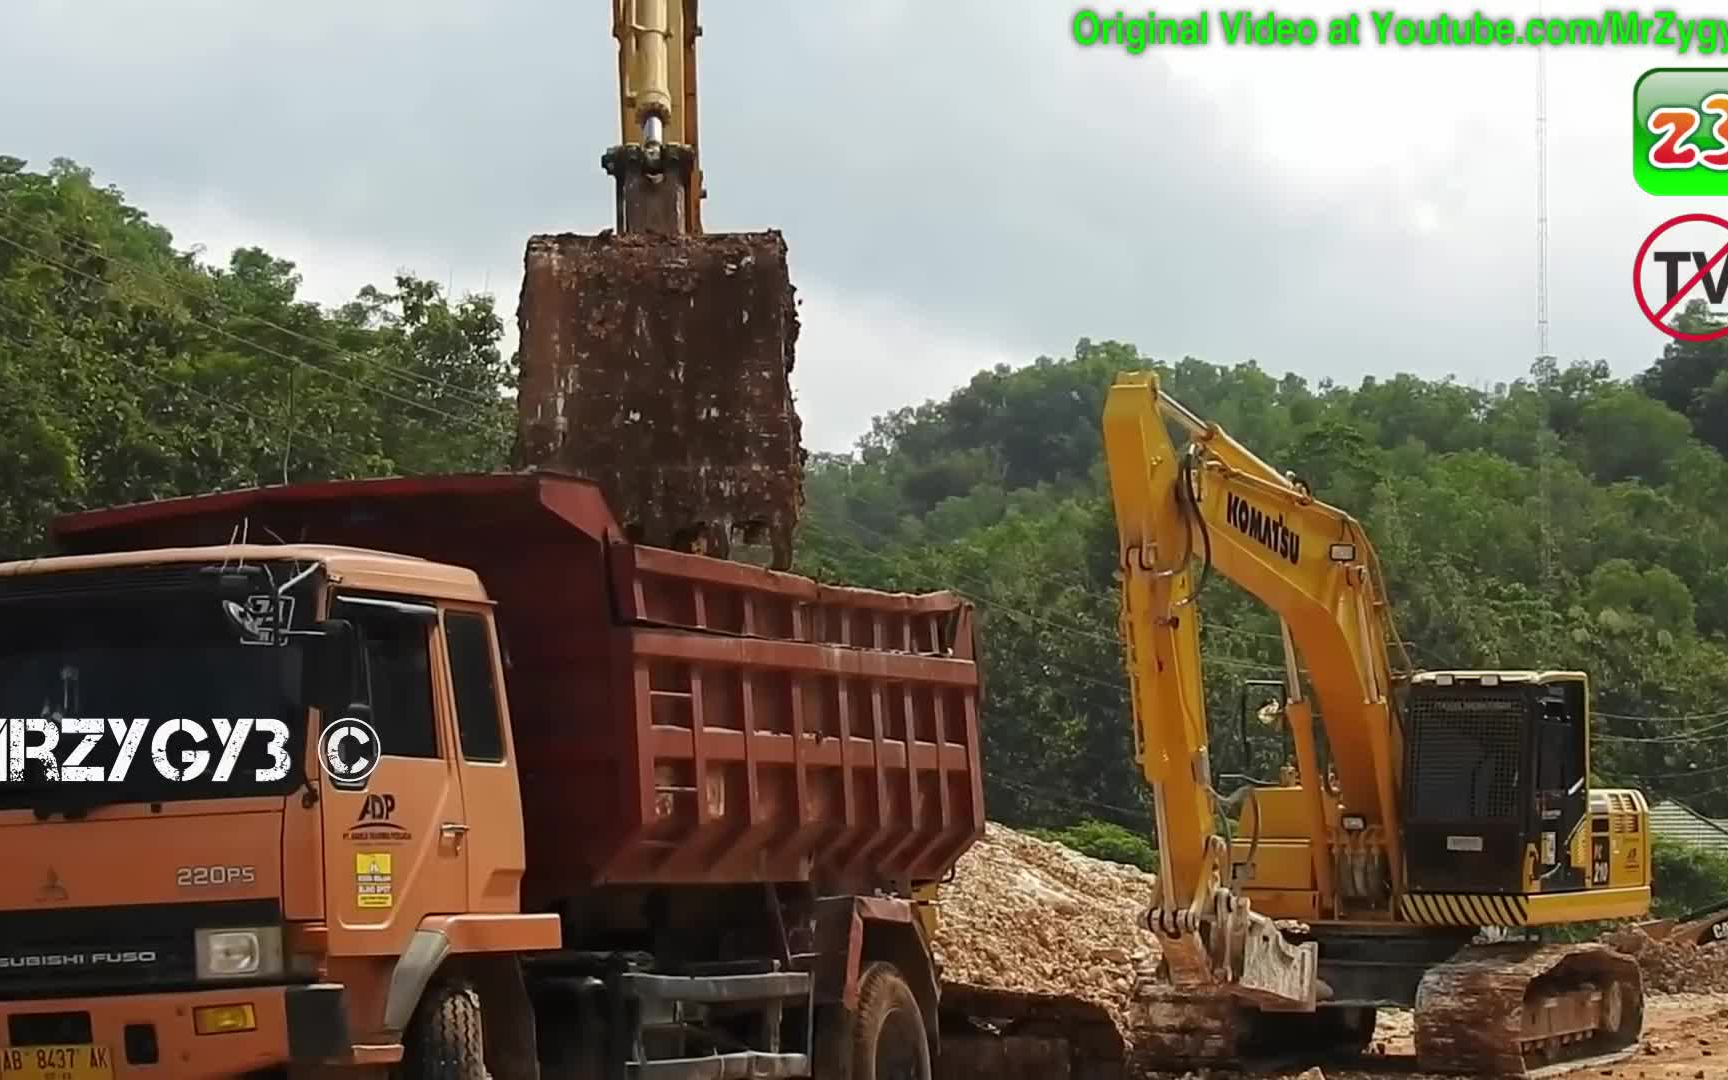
1634, 68, 1728, 196
344, 792, 411, 844
318, 716, 381, 788
1633, 213, 1728, 342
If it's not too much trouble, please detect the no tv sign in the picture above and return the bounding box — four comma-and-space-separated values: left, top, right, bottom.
1633, 213, 1728, 342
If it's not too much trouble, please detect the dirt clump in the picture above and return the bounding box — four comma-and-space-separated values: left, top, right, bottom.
931, 822, 1161, 1032
1603, 925, 1728, 994
514, 229, 803, 567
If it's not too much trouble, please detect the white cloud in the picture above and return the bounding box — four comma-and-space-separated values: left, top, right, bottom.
0, 0, 1698, 452
790, 280, 1029, 453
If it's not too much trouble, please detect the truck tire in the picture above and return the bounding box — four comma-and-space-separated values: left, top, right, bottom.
849, 963, 931, 1080
399, 980, 493, 1080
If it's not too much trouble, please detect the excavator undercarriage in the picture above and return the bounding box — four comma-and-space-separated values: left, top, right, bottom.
1120, 933, 1643, 1077
1413, 941, 1644, 1075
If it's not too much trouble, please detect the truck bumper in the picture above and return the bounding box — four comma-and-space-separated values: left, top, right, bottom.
0, 983, 348, 1079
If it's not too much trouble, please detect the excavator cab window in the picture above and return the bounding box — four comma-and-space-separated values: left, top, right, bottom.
1229, 679, 1291, 786
1528, 684, 1588, 889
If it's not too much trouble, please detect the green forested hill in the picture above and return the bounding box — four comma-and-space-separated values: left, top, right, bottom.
0, 156, 511, 558
6, 156, 1728, 830
794, 343, 1728, 824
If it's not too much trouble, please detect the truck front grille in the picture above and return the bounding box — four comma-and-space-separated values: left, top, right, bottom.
0, 900, 279, 1000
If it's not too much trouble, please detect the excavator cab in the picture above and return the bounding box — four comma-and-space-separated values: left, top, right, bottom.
1400, 671, 1590, 897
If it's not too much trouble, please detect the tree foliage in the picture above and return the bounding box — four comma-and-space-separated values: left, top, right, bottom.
1028, 819, 1158, 872
794, 338, 1728, 832
0, 156, 511, 556
7, 158, 1728, 916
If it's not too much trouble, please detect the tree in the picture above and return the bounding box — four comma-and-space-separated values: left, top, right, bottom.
0, 156, 514, 556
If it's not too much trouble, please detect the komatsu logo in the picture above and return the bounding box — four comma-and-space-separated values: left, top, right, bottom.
1225, 492, 1300, 565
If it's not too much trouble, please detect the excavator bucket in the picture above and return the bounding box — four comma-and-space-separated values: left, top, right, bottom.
514, 230, 803, 568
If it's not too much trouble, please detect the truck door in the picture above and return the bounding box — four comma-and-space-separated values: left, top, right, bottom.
322, 592, 469, 952
440, 606, 528, 912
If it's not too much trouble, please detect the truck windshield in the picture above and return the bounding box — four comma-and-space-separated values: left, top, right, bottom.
0, 562, 315, 810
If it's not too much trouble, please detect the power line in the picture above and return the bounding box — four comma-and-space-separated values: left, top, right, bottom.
800, 517, 1283, 686
805, 510, 1286, 663
0, 219, 502, 437
0, 298, 381, 469
1598, 706, 1728, 724
994, 776, 1148, 829
0, 205, 503, 411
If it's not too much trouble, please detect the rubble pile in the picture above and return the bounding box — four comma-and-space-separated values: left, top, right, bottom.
1603, 926, 1728, 994
932, 822, 1161, 1029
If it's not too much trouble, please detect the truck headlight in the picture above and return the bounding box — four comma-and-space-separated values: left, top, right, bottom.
195, 927, 284, 980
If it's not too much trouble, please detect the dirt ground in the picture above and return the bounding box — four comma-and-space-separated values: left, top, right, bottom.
936, 826, 1728, 1078
1156, 992, 1728, 1080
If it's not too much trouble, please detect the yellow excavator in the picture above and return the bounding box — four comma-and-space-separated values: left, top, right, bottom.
1102, 370, 1652, 1076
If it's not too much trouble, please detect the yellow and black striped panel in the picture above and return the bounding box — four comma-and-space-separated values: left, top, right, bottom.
1400, 892, 1530, 927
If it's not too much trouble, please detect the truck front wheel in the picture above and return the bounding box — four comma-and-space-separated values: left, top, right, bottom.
399, 979, 493, 1080
849, 963, 932, 1080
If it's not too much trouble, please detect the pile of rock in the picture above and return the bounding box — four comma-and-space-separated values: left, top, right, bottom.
1603, 926, 1728, 994
930, 823, 1161, 1032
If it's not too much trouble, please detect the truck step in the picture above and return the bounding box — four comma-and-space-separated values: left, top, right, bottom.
618, 971, 812, 1004
628, 1051, 811, 1079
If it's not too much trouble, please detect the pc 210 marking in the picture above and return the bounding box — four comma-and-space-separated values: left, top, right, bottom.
176, 865, 256, 888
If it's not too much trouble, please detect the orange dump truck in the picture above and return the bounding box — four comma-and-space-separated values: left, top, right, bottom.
0, 471, 987, 1080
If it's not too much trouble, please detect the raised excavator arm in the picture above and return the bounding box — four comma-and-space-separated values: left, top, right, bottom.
1102, 369, 1411, 1016
607, 0, 704, 234
1104, 370, 1410, 925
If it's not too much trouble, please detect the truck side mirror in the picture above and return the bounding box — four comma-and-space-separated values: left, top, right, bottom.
301, 619, 357, 713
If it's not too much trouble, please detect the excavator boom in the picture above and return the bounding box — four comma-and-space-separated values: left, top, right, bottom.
1103, 370, 1407, 918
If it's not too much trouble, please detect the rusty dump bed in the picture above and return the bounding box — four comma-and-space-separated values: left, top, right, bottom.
50, 472, 983, 897
514, 230, 803, 567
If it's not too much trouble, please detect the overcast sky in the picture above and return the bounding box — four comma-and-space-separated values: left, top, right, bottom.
0, 0, 1693, 452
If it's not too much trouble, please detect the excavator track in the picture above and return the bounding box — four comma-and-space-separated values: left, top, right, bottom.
1124, 988, 1377, 1073
1413, 941, 1644, 1076
1124, 985, 1244, 1071
935, 983, 1126, 1080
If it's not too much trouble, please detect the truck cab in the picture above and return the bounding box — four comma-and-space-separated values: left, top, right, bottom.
0, 541, 558, 1079
0, 471, 986, 1080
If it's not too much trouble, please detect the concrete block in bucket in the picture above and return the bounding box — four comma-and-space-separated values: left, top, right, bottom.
514, 230, 803, 568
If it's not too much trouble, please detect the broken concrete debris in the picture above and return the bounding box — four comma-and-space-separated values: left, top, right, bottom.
932, 822, 1162, 1039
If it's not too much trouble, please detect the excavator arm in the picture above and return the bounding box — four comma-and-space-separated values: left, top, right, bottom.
1104, 371, 1410, 912
1103, 370, 1420, 1013
608, 0, 703, 234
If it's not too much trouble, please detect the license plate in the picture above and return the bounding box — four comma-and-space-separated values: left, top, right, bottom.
0, 1044, 114, 1080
